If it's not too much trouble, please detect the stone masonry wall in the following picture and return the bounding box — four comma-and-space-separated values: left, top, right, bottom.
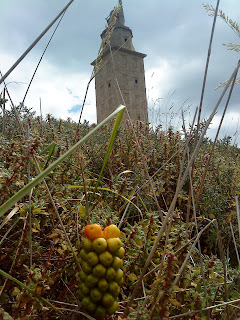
95, 48, 148, 124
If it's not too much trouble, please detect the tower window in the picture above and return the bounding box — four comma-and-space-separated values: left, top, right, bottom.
125, 38, 127, 42
135, 79, 138, 84
108, 82, 111, 88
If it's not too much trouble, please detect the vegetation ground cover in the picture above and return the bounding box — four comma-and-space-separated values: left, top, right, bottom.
1, 106, 240, 319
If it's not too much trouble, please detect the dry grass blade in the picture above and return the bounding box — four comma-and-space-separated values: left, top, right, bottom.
118, 185, 139, 229
230, 222, 240, 268
215, 220, 229, 319
236, 196, 240, 242
2, 88, 6, 136
195, 63, 239, 209
26, 123, 33, 268
169, 297, 240, 319
0, 206, 19, 230
182, 108, 210, 318
55, 308, 95, 319
0, 219, 19, 247
0, 70, 24, 132
196, 0, 220, 139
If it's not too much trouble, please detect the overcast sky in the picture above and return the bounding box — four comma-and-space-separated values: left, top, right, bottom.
0, 0, 239, 143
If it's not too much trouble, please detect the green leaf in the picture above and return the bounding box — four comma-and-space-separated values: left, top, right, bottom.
39, 141, 57, 156
12, 287, 21, 296
196, 281, 202, 293
32, 208, 41, 214
0, 105, 125, 216
79, 205, 86, 219
128, 273, 138, 282
33, 218, 41, 230
43, 142, 57, 169
172, 285, 185, 292
169, 298, 182, 307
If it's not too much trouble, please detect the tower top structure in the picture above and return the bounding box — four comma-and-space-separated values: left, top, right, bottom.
103, 0, 135, 52
116, 0, 125, 26
91, 0, 148, 124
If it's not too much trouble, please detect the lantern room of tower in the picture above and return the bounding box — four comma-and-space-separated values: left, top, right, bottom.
101, 1, 135, 52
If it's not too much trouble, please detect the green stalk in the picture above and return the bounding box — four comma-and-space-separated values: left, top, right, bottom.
89, 106, 125, 203
0, 105, 125, 216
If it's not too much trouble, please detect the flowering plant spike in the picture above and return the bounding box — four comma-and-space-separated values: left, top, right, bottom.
77, 224, 124, 319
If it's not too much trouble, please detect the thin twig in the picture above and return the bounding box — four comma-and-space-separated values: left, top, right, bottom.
236, 196, 240, 242
55, 307, 95, 320
21, 11, 66, 106
182, 109, 210, 319
79, 156, 89, 223
26, 123, 33, 268
0, 70, 24, 132
169, 297, 240, 319
196, 0, 220, 138
230, 222, 240, 268
49, 300, 78, 307
0, 0, 75, 85
2, 88, 6, 136
215, 220, 229, 319
195, 61, 239, 209
148, 213, 175, 319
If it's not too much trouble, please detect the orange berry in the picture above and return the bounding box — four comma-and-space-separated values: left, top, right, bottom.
106, 224, 120, 238
84, 224, 103, 240
103, 227, 109, 240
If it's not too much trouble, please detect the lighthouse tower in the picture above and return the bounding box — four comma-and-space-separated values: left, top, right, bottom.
92, 1, 148, 124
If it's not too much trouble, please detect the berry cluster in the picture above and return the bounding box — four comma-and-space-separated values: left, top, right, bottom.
76, 224, 124, 319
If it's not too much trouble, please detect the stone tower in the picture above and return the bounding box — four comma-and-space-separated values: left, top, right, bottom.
91, 1, 148, 124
